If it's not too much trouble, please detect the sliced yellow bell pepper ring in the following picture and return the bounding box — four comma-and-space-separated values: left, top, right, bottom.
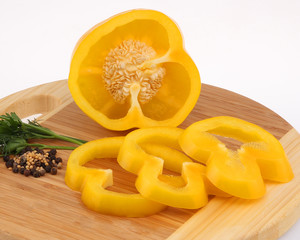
135, 157, 208, 209
118, 127, 209, 209
206, 148, 266, 199
141, 143, 231, 198
179, 116, 294, 199
65, 137, 166, 217
118, 127, 183, 174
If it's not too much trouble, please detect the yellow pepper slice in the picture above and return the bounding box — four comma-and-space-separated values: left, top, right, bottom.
142, 143, 231, 198
65, 137, 166, 217
118, 127, 183, 174
206, 149, 266, 199
136, 158, 208, 209
180, 116, 294, 182
118, 127, 208, 209
179, 116, 294, 199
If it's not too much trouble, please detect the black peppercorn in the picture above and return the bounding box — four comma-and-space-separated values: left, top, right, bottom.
13, 162, 18, 168
48, 160, 53, 167
18, 149, 26, 155
12, 166, 19, 173
3, 155, 10, 162
5, 159, 14, 168
50, 167, 57, 175
24, 169, 30, 177
55, 157, 62, 164
20, 156, 27, 166
19, 167, 25, 174
35, 147, 44, 155
33, 171, 41, 178
45, 165, 51, 173
48, 149, 57, 156
30, 166, 36, 175
24, 146, 33, 152
39, 168, 46, 176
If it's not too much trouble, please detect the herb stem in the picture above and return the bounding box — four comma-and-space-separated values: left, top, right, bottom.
23, 122, 85, 145
51, 134, 85, 146
26, 143, 76, 150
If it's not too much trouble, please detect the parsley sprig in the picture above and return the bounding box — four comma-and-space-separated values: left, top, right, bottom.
0, 112, 87, 156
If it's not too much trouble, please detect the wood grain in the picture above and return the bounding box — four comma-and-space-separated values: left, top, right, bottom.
0, 80, 299, 240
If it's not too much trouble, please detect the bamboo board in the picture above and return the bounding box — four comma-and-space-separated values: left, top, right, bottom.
0, 80, 299, 240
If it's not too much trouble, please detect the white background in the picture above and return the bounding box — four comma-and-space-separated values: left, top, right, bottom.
0, 0, 299, 238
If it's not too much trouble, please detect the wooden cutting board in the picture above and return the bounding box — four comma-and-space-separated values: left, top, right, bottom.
0, 80, 299, 240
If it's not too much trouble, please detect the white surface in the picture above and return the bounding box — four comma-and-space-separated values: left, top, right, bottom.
0, 0, 299, 238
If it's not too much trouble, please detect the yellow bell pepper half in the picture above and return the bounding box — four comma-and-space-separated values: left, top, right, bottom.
179, 116, 294, 199
68, 9, 201, 131
118, 127, 209, 209
65, 137, 166, 217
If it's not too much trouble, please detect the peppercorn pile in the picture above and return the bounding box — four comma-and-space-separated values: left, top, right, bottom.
2, 147, 62, 178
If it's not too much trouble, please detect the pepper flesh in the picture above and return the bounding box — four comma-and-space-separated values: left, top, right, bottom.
118, 127, 209, 209
179, 116, 294, 199
65, 137, 166, 217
